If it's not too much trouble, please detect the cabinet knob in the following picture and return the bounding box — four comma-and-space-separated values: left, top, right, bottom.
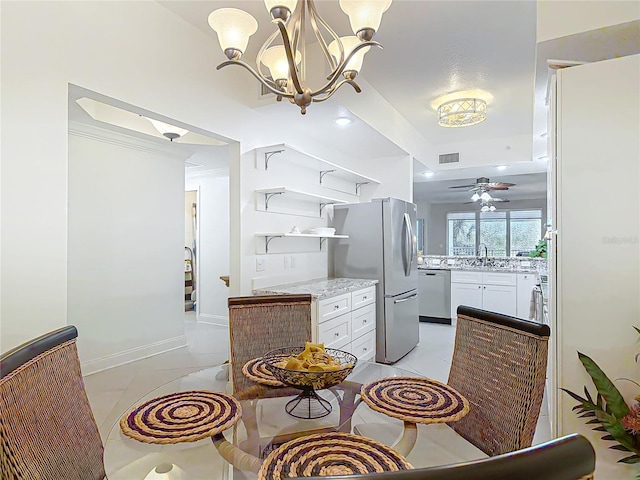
484, 286, 486, 289
363, 296, 367, 300
363, 347, 368, 352
334, 332, 340, 337
363, 319, 367, 324
334, 305, 339, 310
478, 286, 481, 289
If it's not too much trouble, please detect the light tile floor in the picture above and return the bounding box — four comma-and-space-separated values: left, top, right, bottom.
85, 314, 551, 470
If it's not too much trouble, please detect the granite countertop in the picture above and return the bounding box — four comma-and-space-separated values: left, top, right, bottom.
419, 255, 547, 274
418, 265, 540, 273
253, 277, 378, 300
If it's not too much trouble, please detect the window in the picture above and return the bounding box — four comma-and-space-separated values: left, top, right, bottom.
447, 212, 476, 256
510, 210, 543, 257
479, 212, 507, 257
447, 209, 542, 257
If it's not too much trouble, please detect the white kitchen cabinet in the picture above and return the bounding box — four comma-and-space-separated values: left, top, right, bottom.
318, 313, 351, 350
516, 273, 538, 319
314, 286, 376, 361
482, 284, 517, 317
451, 271, 520, 322
450, 282, 483, 321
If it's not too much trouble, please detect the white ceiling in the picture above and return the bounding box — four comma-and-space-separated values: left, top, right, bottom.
159, 0, 543, 176
413, 167, 547, 204
68, 85, 231, 171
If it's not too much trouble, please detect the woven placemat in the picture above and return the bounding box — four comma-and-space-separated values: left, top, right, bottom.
242, 357, 284, 387
360, 376, 469, 424
120, 390, 241, 444
258, 431, 413, 479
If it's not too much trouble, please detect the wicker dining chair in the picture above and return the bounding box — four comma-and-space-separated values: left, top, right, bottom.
290, 433, 595, 480
448, 305, 551, 456
354, 305, 550, 463
228, 294, 313, 400
0, 325, 105, 480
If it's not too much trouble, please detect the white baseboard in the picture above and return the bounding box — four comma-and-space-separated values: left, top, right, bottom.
198, 313, 229, 327
81, 335, 187, 376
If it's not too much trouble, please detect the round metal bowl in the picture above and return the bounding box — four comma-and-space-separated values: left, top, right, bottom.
262, 346, 357, 391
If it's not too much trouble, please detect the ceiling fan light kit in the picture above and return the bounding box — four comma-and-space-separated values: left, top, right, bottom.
208, 0, 392, 114
437, 98, 487, 127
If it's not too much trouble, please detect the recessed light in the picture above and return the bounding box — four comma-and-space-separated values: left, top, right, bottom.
334, 117, 352, 127
423, 171, 435, 177
495, 165, 508, 171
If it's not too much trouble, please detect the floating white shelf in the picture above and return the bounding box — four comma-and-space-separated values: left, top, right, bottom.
256, 144, 381, 195
255, 232, 349, 253
255, 187, 347, 217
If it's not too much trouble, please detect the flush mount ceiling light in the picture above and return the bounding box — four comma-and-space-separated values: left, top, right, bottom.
147, 118, 189, 141
208, 0, 392, 114
423, 171, 435, 178
495, 165, 508, 171
437, 98, 487, 128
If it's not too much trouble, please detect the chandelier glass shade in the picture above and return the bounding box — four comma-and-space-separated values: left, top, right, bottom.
437, 98, 487, 127
208, 0, 392, 114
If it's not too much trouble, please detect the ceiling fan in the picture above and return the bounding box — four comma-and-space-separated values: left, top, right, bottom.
463, 198, 510, 205
449, 177, 516, 192
465, 199, 509, 212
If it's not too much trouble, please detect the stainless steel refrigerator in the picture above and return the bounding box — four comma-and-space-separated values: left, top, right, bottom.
331, 198, 419, 363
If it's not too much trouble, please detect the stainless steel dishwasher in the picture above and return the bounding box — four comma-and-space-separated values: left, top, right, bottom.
418, 269, 451, 324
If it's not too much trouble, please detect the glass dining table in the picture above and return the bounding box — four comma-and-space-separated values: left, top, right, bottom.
105, 361, 473, 479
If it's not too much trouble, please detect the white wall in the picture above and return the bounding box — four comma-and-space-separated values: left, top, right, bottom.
238, 147, 355, 295
68, 124, 185, 373
0, 1, 416, 353
185, 168, 230, 326
555, 55, 639, 479
537, 1, 640, 42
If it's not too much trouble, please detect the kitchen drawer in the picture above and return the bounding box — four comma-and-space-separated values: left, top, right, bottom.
482, 272, 516, 286
318, 313, 351, 350
351, 330, 376, 362
351, 286, 375, 310
451, 271, 483, 284
351, 303, 375, 339
317, 292, 351, 324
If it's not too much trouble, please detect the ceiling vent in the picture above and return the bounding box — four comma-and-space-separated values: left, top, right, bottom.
439, 152, 460, 164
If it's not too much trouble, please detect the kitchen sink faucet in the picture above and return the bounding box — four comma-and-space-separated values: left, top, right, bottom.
478, 243, 488, 266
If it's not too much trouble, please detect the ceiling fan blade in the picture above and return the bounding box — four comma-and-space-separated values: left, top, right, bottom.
492, 198, 510, 203
449, 184, 477, 189
489, 182, 516, 188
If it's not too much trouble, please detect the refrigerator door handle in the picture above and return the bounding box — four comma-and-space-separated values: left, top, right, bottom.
407, 212, 416, 270
394, 293, 418, 304
403, 213, 412, 276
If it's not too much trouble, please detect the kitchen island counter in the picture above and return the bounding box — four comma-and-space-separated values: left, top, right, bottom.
253, 277, 378, 300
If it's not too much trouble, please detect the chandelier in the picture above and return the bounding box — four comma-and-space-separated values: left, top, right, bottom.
207, 1, 392, 114
437, 98, 487, 127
